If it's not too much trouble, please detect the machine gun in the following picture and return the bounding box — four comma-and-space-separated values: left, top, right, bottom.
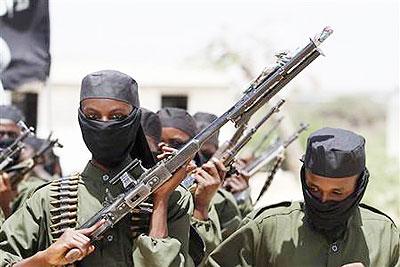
0, 121, 34, 170
251, 116, 284, 157
217, 99, 285, 168
71, 27, 332, 246
5, 133, 63, 187
182, 99, 285, 189
241, 123, 309, 177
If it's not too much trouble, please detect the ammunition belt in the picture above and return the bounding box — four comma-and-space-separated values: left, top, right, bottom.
49, 173, 80, 242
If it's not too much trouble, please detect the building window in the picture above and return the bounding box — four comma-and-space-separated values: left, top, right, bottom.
161, 95, 188, 110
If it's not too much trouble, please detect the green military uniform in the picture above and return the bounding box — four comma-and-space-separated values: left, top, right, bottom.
206, 201, 400, 267
213, 188, 242, 240
190, 201, 222, 255
233, 189, 254, 218
0, 159, 195, 267
11, 175, 48, 213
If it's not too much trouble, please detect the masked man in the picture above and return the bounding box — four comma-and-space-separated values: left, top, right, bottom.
206, 127, 399, 267
194, 111, 245, 240
193, 112, 219, 162
0, 70, 195, 267
140, 108, 162, 156
0, 105, 26, 218
158, 107, 227, 254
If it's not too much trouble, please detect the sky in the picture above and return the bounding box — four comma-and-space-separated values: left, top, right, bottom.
49, 0, 399, 95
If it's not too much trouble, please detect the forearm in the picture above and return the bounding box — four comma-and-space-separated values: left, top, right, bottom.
13, 251, 49, 267
149, 197, 169, 238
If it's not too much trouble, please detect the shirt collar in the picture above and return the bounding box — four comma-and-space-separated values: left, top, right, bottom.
81, 157, 133, 201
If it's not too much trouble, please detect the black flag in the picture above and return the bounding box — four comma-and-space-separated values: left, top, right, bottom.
0, 0, 50, 90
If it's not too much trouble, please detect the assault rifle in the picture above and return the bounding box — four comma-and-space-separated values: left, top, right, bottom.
255, 123, 309, 201
0, 121, 34, 170
181, 99, 284, 188
5, 133, 63, 187
74, 27, 332, 245
251, 116, 284, 157
241, 123, 309, 177
217, 99, 285, 168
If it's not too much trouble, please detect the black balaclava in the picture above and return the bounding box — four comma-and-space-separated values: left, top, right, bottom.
0, 105, 25, 151
0, 105, 25, 124
140, 108, 162, 158
78, 70, 155, 168
140, 108, 162, 144
157, 107, 205, 165
301, 127, 368, 240
158, 107, 198, 139
193, 112, 219, 161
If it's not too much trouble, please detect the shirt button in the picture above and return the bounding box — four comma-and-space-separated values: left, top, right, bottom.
107, 234, 114, 242
331, 243, 338, 253
102, 174, 110, 182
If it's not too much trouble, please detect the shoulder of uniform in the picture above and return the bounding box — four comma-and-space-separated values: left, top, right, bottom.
29, 180, 52, 195
249, 201, 301, 221
359, 203, 397, 226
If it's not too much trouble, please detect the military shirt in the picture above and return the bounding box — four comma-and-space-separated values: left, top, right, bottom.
0, 159, 195, 267
233, 189, 254, 218
206, 201, 400, 267
191, 202, 222, 255
213, 188, 242, 240
11, 175, 48, 213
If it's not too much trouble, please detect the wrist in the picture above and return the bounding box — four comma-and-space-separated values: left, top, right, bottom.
35, 250, 51, 266
15, 250, 50, 267
149, 198, 169, 238
193, 202, 210, 220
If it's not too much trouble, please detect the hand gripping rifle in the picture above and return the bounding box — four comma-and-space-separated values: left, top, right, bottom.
5, 133, 63, 187
75, 27, 332, 243
0, 121, 34, 171
182, 100, 285, 189
217, 100, 284, 196
241, 123, 309, 177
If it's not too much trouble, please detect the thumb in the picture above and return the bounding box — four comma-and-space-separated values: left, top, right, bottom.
64, 248, 82, 263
